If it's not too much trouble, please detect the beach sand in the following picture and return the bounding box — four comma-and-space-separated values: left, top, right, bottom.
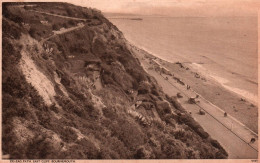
127, 41, 258, 133
125, 42, 258, 158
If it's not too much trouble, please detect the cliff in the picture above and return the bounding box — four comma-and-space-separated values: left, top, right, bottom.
2, 2, 228, 159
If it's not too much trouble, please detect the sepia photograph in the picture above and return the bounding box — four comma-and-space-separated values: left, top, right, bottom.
1, 0, 259, 160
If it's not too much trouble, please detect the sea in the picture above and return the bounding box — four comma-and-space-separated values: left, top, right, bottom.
107, 15, 258, 105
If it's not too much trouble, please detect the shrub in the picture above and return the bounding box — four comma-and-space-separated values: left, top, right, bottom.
65, 7, 74, 17
60, 127, 78, 143
155, 101, 172, 120
62, 22, 68, 28
102, 107, 118, 119
101, 73, 115, 86
179, 114, 209, 139
108, 118, 146, 151
29, 27, 37, 38
52, 24, 59, 30
168, 96, 185, 112
127, 69, 147, 83
26, 135, 61, 159
68, 20, 76, 26
160, 138, 185, 159
3, 20, 22, 39
210, 139, 228, 157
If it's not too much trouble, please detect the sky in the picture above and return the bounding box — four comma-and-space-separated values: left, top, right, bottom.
66, 0, 260, 17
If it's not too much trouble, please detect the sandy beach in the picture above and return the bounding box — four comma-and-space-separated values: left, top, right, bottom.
127, 42, 258, 133
126, 41, 258, 158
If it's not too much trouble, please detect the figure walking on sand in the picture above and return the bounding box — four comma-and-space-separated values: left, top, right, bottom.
250, 138, 256, 144
186, 85, 190, 90
224, 112, 227, 117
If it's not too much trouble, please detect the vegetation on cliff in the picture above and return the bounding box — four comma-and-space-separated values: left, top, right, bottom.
2, 2, 228, 159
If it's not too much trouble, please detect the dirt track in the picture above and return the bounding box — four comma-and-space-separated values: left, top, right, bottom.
29, 10, 87, 21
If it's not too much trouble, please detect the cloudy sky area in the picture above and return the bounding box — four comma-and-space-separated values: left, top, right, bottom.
68, 0, 259, 17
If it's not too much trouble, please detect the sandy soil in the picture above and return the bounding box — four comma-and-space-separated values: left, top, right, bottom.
19, 36, 56, 106
128, 42, 258, 159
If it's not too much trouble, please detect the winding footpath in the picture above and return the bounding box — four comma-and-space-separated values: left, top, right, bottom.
12, 6, 88, 45
28, 10, 87, 45
39, 24, 85, 45
29, 10, 88, 21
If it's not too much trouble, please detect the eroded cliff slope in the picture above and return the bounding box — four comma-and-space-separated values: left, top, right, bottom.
2, 2, 227, 159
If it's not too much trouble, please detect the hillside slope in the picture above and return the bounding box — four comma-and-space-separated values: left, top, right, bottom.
2, 2, 228, 159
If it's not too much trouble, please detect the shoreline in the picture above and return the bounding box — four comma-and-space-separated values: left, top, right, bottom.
135, 42, 258, 106
126, 40, 259, 158
190, 63, 258, 105
126, 40, 258, 133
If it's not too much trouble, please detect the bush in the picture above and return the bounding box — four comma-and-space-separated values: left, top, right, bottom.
127, 69, 147, 83
107, 118, 146, 151
160, 138, 185, 159
155, 101, 172, 120
65, 7, 74, 17
2, 38, 21, 67
60, 127, 78, 143
102, 107, 118, 119
101, 73, 116, 86
62, 22, 68, 28
168, 96, 185, 112
3, 19, 22, 39
210, 139, 228, 157
29, 27, 37, 38
68, 20, 76, 26
52, 24, 59, 30
179, 114, 209, 139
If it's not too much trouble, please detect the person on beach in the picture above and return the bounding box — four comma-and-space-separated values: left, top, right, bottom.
186, 85, 190, 90
250, 138, 256, 143
224, 112, 227, 117
199, 109, 205, 115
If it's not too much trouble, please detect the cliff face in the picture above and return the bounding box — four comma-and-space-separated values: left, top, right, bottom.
2, 2, 228, 159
